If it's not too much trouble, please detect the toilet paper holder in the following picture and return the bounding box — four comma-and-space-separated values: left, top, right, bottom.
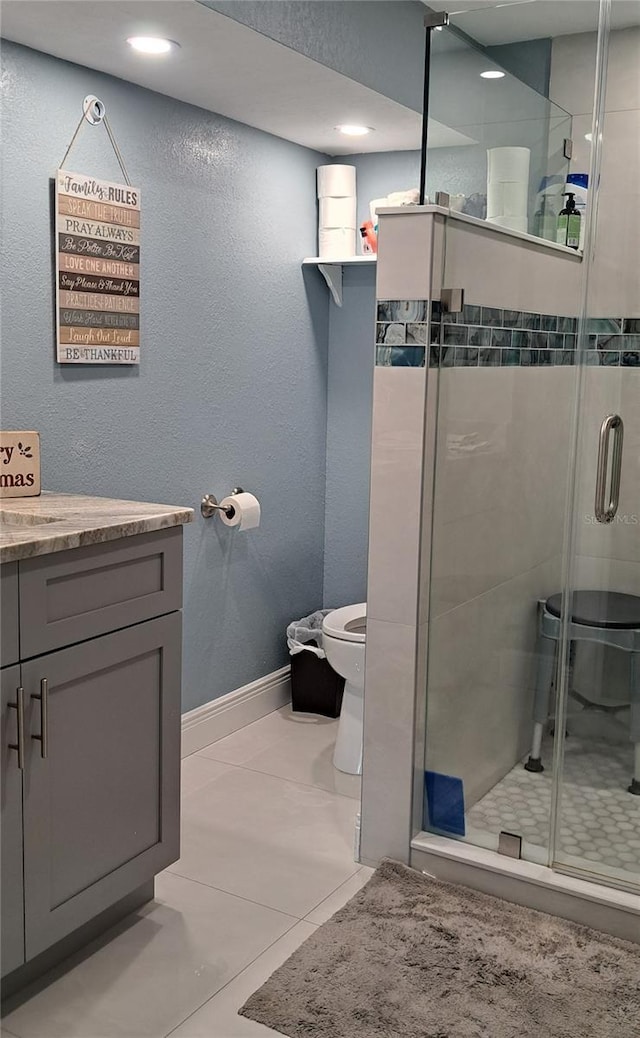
201, 487, 245, 520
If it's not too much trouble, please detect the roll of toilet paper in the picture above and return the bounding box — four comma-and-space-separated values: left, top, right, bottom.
487, 180, 529, 220
487, 147, 530, 184
317, 164, 356, 198
319, 196, 357, 228
502, 181, 529, 217
318, 226, 357, 259
219, 492, 261, 530
486, 182, 501, 220
487, 214, 529, 233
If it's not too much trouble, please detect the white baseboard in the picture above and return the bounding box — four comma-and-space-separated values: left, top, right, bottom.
181, 665, 291, 757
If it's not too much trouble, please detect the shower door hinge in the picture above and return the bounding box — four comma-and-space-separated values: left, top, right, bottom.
354, 812, 362, 863
424, 10, 449, 28
498, 831, 522, 860
441, 287, 464, 314
563, 137, 574, 160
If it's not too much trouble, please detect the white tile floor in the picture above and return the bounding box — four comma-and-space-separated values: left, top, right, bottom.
467, 730, 640, 882
2, 707, 372, 1038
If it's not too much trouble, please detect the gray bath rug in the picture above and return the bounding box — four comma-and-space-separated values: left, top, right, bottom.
240, 860, 640, 1038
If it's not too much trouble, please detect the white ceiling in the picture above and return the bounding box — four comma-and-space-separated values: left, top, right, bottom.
0, 0, 476, 155
425, 0, 640, 44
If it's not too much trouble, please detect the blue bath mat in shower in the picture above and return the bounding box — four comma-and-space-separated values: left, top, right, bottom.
424, 771, 466, 836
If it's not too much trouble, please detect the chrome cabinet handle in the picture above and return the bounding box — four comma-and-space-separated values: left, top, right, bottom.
31, 678, 49, 759
594, 414, 624, 524
8, 686, 25, 771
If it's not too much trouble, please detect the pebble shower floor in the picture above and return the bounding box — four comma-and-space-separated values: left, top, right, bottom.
467, 731, 640, 881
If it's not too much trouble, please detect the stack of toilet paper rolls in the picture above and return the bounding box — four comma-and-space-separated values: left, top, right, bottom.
486, 147, 531, 233
317, 164, 357, 259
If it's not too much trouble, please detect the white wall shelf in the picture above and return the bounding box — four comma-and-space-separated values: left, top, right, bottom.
302, 255, 376, 306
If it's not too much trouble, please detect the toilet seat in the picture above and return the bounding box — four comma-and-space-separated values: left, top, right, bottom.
323, 603, 367, 643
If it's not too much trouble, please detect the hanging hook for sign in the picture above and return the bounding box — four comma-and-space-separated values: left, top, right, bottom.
83, 95, 106, 125
59, 94, 131, 185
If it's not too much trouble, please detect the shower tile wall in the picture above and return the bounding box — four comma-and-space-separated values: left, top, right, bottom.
550, 27, 640, 319
361, 211, 440, 865
424, 345, 639, 812
424, 360, 574, 809
362, 362, 428, 864
424, 331, 637, 809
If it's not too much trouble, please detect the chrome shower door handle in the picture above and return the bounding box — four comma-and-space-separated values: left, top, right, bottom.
594, 414, 624, 524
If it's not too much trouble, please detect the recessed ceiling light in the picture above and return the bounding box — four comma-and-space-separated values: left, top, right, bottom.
585, 132, 593, 141
336, 124, 373, 137
480, 70, 506, 79
126, 36, 177, 55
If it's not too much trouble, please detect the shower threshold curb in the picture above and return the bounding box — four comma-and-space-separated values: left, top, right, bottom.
410, 833, 640, 945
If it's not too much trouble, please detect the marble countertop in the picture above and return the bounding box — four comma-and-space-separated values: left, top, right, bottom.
0, 492, 194, 563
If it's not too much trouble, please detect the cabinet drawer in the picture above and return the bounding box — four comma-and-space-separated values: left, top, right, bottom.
1, 562, 19, 668
19, 527, 182, 658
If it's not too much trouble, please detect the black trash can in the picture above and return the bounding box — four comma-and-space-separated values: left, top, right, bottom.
287, 610, 345, 718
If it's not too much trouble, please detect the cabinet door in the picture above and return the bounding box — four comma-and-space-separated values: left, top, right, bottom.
1, 563, 19, 667
1, 665, 25, 977
22, 613, 181, 960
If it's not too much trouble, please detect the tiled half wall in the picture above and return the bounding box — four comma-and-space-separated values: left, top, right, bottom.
376, 300, 640, 368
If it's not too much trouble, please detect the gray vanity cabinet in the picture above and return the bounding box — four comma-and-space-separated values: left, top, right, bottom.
21, 614, 181, 959
1, 526, 184, 986
1, 665, 26, 976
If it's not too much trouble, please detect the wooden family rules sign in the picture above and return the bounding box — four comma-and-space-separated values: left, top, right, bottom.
55, 170, 141, 365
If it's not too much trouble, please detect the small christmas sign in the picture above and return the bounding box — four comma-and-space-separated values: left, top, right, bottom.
0, 432, 41, 497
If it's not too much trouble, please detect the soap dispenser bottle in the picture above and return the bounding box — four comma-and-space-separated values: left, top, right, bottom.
556, 192, 581, 250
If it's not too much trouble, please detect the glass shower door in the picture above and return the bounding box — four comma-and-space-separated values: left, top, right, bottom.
550, 25, 640, 887
551, 353, 640, 891
419, 0, 639, 895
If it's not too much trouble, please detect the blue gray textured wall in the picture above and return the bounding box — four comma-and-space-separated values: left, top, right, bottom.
344, 151, 421, 226
323, 266, 375, 609
0, 41, 331, 712
202, 4, 552, 115
202, 0, 427, 112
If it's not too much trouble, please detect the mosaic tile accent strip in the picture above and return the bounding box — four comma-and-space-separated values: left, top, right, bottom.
376, 299, 429, 368
376, 345, 425, 368
375, 301, 640, 368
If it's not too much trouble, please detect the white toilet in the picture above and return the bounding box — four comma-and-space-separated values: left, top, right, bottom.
322, 603, 367, 775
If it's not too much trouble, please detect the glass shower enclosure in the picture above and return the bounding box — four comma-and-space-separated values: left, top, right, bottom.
420, 4, 639, 894
425, 23, 573, 241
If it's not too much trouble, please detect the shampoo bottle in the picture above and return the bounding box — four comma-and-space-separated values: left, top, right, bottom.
566, 173, 588, 249
556, 192, 581, 250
